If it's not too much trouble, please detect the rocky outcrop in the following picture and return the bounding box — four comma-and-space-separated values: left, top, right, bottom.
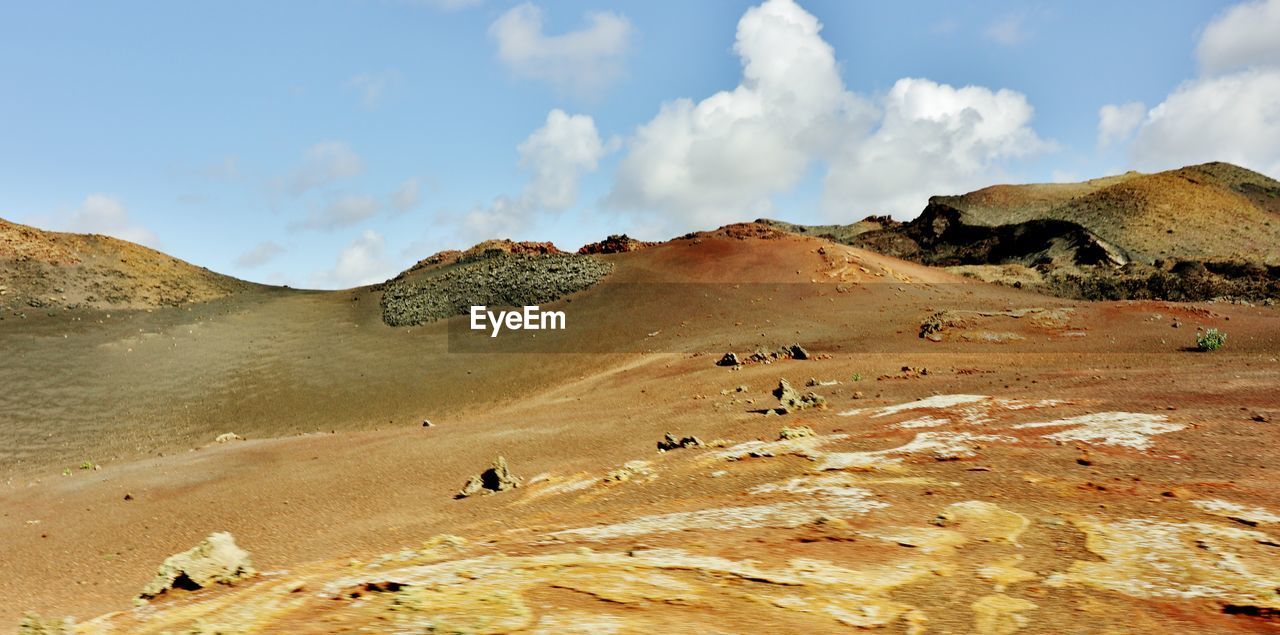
657, 433, 704, 451
380, 252, 613, 327
850, 201, 1129, 269
138, 532, 256, 600
457, 456, 522, 499
772, 379, 826, 414
577, 234, 656, 255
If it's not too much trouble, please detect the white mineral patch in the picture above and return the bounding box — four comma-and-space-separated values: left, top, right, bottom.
547, 495, 889, 541
817, 432, 1015, 471
715, 433, 848, 461
892, 415, 950, 429
1013, 412, 1184, 450
750, 473, 884, 498
1191, 499, 1280, 525
871, 395, 990, 418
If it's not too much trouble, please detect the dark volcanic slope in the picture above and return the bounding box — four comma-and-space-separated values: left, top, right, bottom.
765, 162, 1280, 301
938, 162, 1280, 264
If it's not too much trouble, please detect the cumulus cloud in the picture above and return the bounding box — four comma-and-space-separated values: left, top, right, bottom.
294, 194, 381, 230
234, 241, 286, 268
605, 0, 1048, 228
1097, 102, 1146, 149
824, 78, 1050, 217
390, 177, 422, 212
1129, 69, 1280, 176
1114, 0, 1280, 177
59, 194, 160, 247
606, 0, 875, 227
489, 3, 632, 99
518, 109, 610, 209
278, 141, 364, 197
347, 71, 403, 109
463, 109, 609, 239
311, 230, 395, 289
1196, 0, 1280, 75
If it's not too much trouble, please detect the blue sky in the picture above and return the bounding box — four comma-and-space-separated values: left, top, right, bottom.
2, 0, 1277, 288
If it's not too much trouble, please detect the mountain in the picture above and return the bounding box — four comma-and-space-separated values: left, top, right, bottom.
0, 217, 254, 313
764, 162, 1280, 301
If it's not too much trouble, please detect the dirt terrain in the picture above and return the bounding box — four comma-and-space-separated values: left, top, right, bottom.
2, 221, 1280, 633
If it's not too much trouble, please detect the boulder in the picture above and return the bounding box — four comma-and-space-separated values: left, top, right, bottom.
657, 433, 704, 451
139, 532, 256, 599
772, 379, 827, 414
778, 426, 816, 440
456, 456, 522, 499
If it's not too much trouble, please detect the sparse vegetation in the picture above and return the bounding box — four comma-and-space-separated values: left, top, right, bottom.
1196, 328, 1227, 352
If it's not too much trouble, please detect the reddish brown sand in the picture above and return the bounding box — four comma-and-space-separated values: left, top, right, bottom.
3, 228, 1279, 633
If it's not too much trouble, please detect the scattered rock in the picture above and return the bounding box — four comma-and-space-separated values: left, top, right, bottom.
456, 456, 523, 499
422, 419, 435, 428
805, 377, 839, 387
779, 343, 809, 360
879, 366, 929, 380
138, 532, 257, 599
778, 426, 815, 440
603, 461, 655, 483
657, 433, 704, 452
123, 493, 134, 501
1252, 413, 1271, 423
716, 352, 741, 367
772, 379, 827, 414
214, 432, 244, 443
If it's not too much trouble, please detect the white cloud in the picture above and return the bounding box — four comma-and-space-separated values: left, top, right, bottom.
984, 13, 1031, 46
1129, 69, 1280, 176
463, 108, 608, 240
390, 177, 422, 212
518, 109, 609, 210
1115, 0, 1280, 178
824, 78, 1051, 217
59, 194, 160, 247
347, 71, 403, 109
1196, 0, 1280, 75
605, 0, 1048, 228
489, 3, 632, 99
234, 241, 286, 268
606, 0, 875, 228
1096, 101, 1146, 149
279, 141, 364, 197
295, 194, 381, 230
311, 229, 395, 289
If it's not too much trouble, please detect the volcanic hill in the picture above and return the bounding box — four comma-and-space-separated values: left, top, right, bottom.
1, 214, 1280, 633
765, 162, 1280, 301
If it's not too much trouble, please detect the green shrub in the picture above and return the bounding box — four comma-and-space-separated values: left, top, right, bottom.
1196, 328, 1227, 352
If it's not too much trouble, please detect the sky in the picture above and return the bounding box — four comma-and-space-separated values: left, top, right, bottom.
2, 0, 1279, 288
